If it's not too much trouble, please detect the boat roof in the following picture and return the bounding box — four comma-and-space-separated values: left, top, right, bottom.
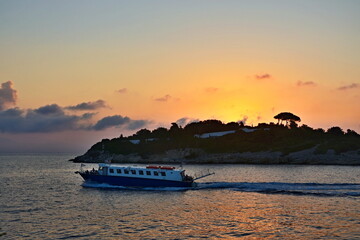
98, 163, 183, 172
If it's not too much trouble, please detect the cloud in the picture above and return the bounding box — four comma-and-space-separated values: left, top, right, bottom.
117, 88, 127, 94
297, 81, 316, 87
254, 74, 271, 80
66, 100, 108, 111
337, 83, 359, 91
127, 120, 151, 130
0, 82, 149, 133
205, 87, 219, 93
154, 94, 172, 102
92, 115, 150, 131
238, 116, 248, 124
0, 81, 17, 111
81, 112, 97, 120
0, 106, 150, 133
0, 106, 86, 133
35, 104, 64, 115
92, 115, 130, 130
175, 117, 199, 127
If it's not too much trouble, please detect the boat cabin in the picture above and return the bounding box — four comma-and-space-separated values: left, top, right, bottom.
97, 164, 188, 182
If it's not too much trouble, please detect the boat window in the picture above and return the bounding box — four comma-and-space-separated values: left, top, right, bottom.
160, 172, 166, 177
124, 169, 129, 174
139, 170, 144, 175
154, 172, 159, 176
109, 168, 114, 173
146, 171, 151, 175
131, 170, 136, 174
116, 169, 121, 174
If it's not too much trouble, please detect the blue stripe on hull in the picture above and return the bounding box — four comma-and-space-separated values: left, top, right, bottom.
79, 173, 193, 188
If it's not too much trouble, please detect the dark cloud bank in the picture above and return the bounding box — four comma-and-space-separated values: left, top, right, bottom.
0, 104, 149, 133
0, 81, 150, 133
0, 84, 148, 134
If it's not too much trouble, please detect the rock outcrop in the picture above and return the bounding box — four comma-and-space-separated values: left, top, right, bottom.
70, 147, 360, 165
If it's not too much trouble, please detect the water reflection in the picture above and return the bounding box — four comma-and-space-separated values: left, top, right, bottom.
1, 155, 360, 239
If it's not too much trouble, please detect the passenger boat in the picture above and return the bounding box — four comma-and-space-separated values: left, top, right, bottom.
76, 164, 212, 188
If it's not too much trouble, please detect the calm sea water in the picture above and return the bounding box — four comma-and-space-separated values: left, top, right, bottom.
1, 154, 360, 239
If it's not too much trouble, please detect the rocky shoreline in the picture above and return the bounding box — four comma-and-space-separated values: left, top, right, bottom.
70, 147, 360, 165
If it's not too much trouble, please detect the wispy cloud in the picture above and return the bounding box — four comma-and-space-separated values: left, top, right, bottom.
154, 94, 172, 102
175, 117, 199, 127
297, 81, 316, 87
0, 81, 17, 111
205, 87, 219, 93
254, 74, 271, 80
66, 100, 108, 111
337, 83, 359, 91
238, 116, 248, 124
117, 88, 127, 94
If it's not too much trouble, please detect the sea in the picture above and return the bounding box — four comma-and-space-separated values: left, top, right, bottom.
1, 154, 360, 239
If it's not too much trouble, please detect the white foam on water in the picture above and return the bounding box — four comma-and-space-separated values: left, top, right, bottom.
81, 181, 191, 191
81, 181, 360, 196
195, 182, 360, 197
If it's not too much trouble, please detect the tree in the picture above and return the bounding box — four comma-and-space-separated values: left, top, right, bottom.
289, 120, 298, 129
238, 121, 245, 127
326, 126, 344, 136
184, 119, 227, 135
134, 128, 152, 139
152, 127, 168, 139
315, 128, 325, 134
169, 122, 181, 135
300, 124, 313, 131
274, 112, 301, 126
225, 122, 240, 130
346, 129, 359, 137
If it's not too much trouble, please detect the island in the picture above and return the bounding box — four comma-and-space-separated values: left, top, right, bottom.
70, 113, 360, 165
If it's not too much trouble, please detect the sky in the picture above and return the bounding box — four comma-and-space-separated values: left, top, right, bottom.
0, 0, 359, 153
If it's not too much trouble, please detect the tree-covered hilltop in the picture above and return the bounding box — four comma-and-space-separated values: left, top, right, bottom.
71, 115, 360, 165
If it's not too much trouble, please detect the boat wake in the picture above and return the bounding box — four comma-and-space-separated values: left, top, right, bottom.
82, 181, 360, 197
196, 182, 360, 197
81, 182, 190, 191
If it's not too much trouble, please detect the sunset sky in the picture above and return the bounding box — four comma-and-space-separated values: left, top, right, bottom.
0, 0, 359, 153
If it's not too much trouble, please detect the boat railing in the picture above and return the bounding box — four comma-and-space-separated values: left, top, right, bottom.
193, 169, 215, 181
77, 164, 99, 175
